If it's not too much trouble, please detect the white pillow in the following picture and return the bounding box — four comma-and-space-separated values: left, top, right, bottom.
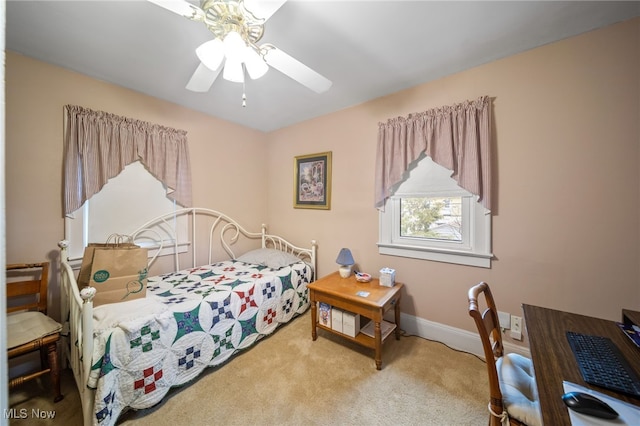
236, 248, 301, 269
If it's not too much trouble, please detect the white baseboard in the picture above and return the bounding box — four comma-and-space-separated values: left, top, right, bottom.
398, 312, 530, 360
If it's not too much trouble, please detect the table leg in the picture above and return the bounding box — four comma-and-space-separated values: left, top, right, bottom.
394, 297, 401, 340
374, 320, 382, 370
310, 298, 317, 341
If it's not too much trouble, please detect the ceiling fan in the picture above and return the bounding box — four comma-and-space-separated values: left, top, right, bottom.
148, 0, 332, 95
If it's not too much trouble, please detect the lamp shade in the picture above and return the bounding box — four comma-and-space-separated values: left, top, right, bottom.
223, 57, 244, 83
222, 31, 246, 61
244, 45, 269, 80
196, 39, 224, 71
336, 248, 354, 266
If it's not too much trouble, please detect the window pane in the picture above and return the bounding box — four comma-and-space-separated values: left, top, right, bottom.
400, 197, 462, 241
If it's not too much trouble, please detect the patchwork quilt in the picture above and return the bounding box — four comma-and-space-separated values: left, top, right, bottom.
88, 259, 313, 426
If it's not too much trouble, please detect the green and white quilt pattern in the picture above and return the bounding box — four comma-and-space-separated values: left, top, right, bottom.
89, 260, 312, 426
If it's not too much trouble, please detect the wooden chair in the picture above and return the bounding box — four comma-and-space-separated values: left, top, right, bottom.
468, 282, 541, 426
7, 262, 63, 402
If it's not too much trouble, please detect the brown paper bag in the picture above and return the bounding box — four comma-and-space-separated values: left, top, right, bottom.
78, 240, 149, 307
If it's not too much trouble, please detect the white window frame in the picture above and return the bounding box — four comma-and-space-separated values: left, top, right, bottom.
378, 156, 493, 268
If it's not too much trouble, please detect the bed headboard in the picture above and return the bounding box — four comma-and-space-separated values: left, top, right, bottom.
102, 207, 316, 274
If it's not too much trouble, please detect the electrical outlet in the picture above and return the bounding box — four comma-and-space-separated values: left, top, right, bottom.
510, 315, 522, 340
498, 311, 511, 330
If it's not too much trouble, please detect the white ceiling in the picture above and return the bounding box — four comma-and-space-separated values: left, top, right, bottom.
6, 1, 639, 132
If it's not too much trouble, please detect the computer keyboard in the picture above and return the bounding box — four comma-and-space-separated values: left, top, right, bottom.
566, 331, 640, 397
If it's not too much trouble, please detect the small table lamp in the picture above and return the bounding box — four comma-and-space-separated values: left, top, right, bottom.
336, 248, 355, 278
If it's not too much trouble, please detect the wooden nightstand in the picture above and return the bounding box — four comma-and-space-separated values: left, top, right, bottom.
308, 271, 403, 370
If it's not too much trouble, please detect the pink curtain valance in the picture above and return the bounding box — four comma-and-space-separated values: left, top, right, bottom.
374, 96, 492, 211
63, 105, 193, 217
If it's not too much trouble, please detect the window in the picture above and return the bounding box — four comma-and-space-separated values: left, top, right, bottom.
400, 196, 462, 241
65, 161, 187, 261
378, 156, 492, 268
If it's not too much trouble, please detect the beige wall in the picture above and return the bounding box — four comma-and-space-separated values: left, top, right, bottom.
5, 18, 639, 346
266, 18, 640, 343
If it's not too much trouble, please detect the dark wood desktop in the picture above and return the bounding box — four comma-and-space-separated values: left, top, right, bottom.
623, 308, 640, 328
522, 305, 640, 425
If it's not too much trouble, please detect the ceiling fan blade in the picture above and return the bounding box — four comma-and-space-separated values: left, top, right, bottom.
244, 0, 287, 21
147, 0, 205, 21
261, 44, 332, 93
186, 62, 222, 92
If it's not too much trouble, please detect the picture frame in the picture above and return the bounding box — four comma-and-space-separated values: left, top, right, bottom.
293, 151, 332, 209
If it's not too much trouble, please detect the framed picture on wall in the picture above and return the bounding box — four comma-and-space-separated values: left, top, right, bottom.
293, 151, 332, 209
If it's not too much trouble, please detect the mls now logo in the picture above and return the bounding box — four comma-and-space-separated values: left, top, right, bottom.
4, 408, 56, 419
3, 409, 27, 419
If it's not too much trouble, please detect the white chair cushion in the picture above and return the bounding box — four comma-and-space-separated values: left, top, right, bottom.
7, 311, 62, 349
496, 353, 543, 426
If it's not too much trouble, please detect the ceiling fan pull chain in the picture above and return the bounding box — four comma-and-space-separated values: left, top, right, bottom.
242, 80, 247, 108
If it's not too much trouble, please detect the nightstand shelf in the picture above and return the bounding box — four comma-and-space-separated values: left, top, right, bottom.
315, 321, 397, 346
309, 272, 403, 370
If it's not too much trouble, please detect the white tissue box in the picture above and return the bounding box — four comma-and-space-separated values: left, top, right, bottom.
331, 308, 343, 333
342, 311, 361, 338
379, 268, 396, 287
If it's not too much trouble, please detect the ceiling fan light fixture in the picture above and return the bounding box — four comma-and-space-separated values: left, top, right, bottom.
149, 0, 333, 94
195, 38, 224, 71
244, 45, 268, 80
223, 31, 247, 61
223, 57, 245, 83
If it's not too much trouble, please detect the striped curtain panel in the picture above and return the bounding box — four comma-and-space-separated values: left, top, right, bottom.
374, 96, 492, 211
63, 105, 192, 217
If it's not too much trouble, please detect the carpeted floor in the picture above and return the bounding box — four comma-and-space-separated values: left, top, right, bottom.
9, 311, 489, 425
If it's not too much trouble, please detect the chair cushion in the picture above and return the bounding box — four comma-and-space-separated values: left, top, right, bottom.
7, 311, 62, 349
496, 353, 542, 426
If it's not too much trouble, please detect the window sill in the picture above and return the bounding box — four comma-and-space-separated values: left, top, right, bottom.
377, 243, 492, 268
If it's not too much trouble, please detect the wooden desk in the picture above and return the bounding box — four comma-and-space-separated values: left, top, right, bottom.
308, 272, 403, 370
622, 309, 640, 327
523, 305, 640, 425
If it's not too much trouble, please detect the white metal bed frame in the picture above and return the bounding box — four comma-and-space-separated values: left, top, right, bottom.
58, 207, 316, 426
